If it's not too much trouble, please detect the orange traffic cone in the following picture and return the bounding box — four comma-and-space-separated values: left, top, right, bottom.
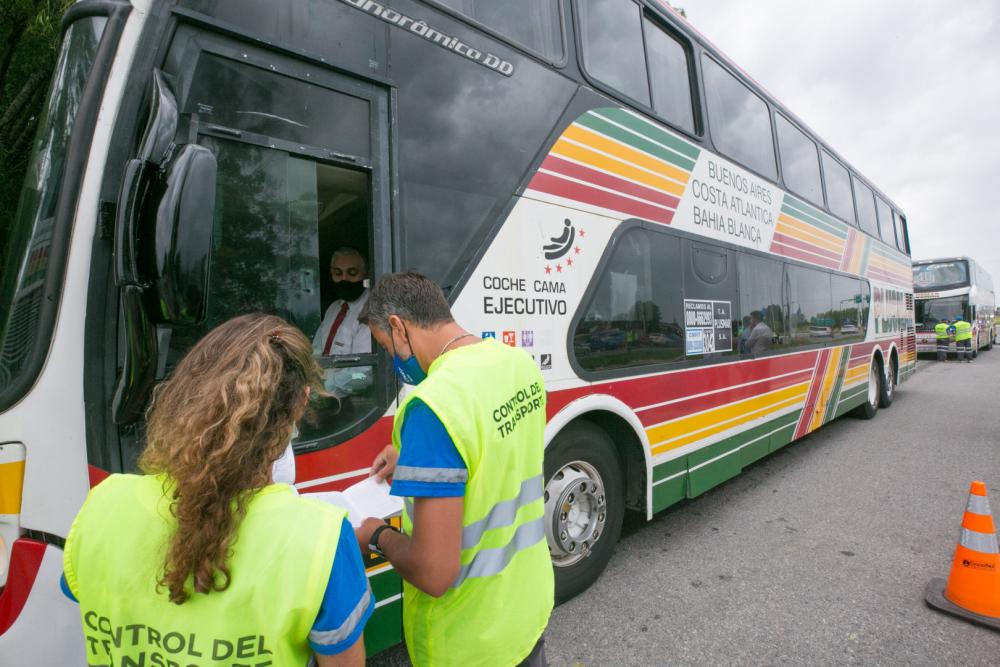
925, 481, 1000, 630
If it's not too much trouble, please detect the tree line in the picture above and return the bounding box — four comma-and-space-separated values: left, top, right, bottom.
0, 0, 71, 265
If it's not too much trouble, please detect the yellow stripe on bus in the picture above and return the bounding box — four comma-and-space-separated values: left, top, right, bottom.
562, 124, 692, 186
810, 347, 843, 432
0, 459, 25, 514
776, 214, 846, 253
648, 382, 809, 455
550, 140, 688, 197
845, 364, 869, 383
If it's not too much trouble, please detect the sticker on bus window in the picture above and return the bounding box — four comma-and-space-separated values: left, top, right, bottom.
684, 299, 732, 356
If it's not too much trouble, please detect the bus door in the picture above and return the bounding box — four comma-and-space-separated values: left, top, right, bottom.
112, 24, 393, 465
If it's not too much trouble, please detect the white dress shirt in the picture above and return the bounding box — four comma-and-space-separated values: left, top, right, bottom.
312, 290, 371, 355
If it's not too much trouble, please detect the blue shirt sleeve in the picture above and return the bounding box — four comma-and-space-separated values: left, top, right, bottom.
391, 399, 467, 498
309, 517, 375, 655
60, 573, 77, 602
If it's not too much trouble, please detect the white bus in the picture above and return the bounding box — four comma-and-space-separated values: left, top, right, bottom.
913, 257, 996, 357
0, 0, 915, 660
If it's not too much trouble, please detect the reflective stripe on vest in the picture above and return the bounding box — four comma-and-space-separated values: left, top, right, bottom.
954, 320, 973, 341
392, 339, 553, 667
461, 473, 544, 550
935, 323, 950, 339
63, 474, 347, 667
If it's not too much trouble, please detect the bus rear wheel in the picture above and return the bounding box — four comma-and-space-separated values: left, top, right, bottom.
544, 422, 624, 604
852, 360, 881, 420
878, 356, 896, 408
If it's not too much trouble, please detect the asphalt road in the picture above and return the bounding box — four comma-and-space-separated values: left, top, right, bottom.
370, 351, 1000, 666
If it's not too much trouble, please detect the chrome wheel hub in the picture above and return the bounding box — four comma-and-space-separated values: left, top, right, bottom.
544, 460, 606, 567
868, 364, 879, 408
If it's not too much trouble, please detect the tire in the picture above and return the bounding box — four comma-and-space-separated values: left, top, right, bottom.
878, 356, 896, 408
544, 421, 625, 605
851, 359, 881, 420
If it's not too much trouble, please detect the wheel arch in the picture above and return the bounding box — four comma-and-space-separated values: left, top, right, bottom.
546, 394, 652, 519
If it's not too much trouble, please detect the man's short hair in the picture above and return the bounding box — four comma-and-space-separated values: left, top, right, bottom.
330, 247, 368, 273
750, 310, 764, 321
359, 271, 453, 331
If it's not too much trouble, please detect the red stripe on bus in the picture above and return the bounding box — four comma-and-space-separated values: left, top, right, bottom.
771, 242, 840, 269
794, 348, 831, 439
637, 367, 814, 426
528, 172, 675, 225
539, 155, 682, 210
546, 350, 819, 416
771, 232, 841, 263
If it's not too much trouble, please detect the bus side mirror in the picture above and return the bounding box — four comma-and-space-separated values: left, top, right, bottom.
150, 143, 217, 324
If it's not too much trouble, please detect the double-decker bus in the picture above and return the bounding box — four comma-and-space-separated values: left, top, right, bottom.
0, 0, 916, 660
913, 257, 996, 357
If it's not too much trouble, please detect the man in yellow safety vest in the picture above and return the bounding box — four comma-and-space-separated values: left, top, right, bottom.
953, 316, 974, 362
355, 271, 553, 667
934, 319, 951, 362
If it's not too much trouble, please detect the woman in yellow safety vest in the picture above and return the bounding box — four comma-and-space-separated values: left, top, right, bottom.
61, 314, 373, 666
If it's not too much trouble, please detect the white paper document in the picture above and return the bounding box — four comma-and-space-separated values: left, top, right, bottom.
303, 476, 403, 528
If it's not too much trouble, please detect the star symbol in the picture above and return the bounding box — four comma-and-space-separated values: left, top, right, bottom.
579, 229, 586, 237
574, 246, 581, 254
544, 265, 552, 275
566, 257, 574, 267
556, 264, 563, 273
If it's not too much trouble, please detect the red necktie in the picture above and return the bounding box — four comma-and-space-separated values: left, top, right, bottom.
322, 302, 350, 355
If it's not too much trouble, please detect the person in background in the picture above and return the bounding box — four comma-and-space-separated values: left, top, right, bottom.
953, 314, 973, 362
934, 317, 951, 362
747, 310, 774, 357
355, 272, 553, 667
738, 315, 753, 354
62, 314, 372, 666
313, 247, 371, 356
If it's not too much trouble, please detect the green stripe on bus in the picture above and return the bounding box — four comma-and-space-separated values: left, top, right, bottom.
825, 351, 851, 424
782, 195, 844, 231
652, 474, 686, 511
368, 567, 402, 602
578, 112, 697, 172
858, 241, 872, 274
590, 107, 701, 161
686, 410, 800, 498
364, 603, 403, 656
652, 455, 687, 483
781, 199, 848, 239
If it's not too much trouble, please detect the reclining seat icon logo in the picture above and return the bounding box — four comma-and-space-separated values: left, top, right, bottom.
543, 219, 575, 260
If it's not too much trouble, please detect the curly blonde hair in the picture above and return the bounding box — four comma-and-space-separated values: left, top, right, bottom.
140, 313, 323, 604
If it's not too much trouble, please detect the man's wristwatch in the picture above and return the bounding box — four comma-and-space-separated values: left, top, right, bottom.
368, 523, 401, 558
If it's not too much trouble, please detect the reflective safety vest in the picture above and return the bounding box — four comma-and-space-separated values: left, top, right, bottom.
954, 320, 973, 341
935, 322, 951, 340
64, 474, 347, 666
392, 339, 554, 667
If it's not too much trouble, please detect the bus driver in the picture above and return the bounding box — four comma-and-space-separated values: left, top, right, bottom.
314, 247, 371, 356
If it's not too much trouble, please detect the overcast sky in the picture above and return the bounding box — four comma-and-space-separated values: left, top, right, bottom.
681, 0, 1000, 284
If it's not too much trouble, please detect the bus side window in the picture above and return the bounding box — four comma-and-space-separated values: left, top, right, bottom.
702, 55, 776, 180
821, 151, 855, 226
577, 0, 651, 106
785, 265, 833, 347
573, 228, 684, 373
683, 241, 738, 362
737, 254, 786, 357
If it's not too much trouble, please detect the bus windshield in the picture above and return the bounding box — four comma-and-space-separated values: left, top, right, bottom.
912, 261, 969, 291
915, 296, 969, 331
0, 17, 106, 394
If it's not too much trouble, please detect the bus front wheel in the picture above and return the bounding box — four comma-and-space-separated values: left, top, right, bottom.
544, 422, 625, 604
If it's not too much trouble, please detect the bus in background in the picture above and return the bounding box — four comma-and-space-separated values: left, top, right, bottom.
0, 0, 915, 661
913, 257, 996, 357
